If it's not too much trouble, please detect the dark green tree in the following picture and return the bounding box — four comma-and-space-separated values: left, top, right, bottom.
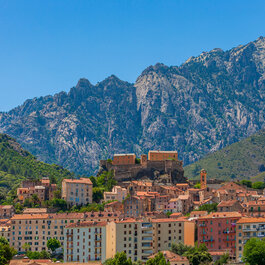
243, 238, 265, 265
104, 252, 132, 265
171, 242, 193, 256
184, 244, 212, 265
93, 187, 104, 203
0, 237, 17, 265
146, 252, 170, 265
214, 252, 229, 265
47, 238, 61, 252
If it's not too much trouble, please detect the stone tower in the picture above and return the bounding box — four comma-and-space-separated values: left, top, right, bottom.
200, 169, 207, 189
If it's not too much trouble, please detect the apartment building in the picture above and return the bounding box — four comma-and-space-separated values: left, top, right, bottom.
10, 213, 85, 253
103, 186, 127, 202
242, 200, 265, 217
64, 221, 107, 263
148, 151, 178, 161
106, 218, 195, 262
123, 196, 151, 218
0, 205, 14, 218
62, 178, 93, 206
0, 219, 10, 242
17, 178, 57, 203
236, 217, 265, 262
168, 195, 192, 214
197, 212, 242, 258
17, 186, 46, 202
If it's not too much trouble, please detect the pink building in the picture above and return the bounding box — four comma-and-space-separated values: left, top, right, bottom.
197, 212, 242, 258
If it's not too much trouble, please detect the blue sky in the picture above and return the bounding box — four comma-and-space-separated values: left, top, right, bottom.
0, 0, 265, 111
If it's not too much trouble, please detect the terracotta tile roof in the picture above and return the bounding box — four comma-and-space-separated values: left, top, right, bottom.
178, 195, 190, 200
149, 251, 188, 262
217, 200, 240, 207
23, 208, 48, 214
151, 218, 187, 223
131, 181, 153, 186
198, 212, 242, 220
190, 211, 208, 216
12, 211, 121, 220
63, 178, 92, 185
116, 218, 139, 223
176, 183, 189, 186
0, 205, 13, 209
237, 217, 265, 224
66, 221, 107, 228
169, 213, 182, 218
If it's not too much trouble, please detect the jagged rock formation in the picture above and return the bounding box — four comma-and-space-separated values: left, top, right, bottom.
0, 37, 265, 175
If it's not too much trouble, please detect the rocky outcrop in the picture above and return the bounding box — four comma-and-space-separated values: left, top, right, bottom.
0, 37, 265, 175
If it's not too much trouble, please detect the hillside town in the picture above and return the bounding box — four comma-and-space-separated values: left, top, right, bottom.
0, 150, 265, 264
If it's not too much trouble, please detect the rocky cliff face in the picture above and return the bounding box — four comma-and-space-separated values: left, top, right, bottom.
0, 37, 264, 175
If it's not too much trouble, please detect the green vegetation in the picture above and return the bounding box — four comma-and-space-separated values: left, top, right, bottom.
214, 253, 229, 265
26, 250, 50, 259
0, 237, 17, 265
90, 170, 117, 203
197, 203, 218, 213
104, 252, 133, 265
240, 179, 265, 189
47, 238, 61, 252
0, 134, 74, 203
171, 242, 193, 255
171, 243, 212, 265
184, 129, 265, 181
146, 252, 170, 265
194, 183, 201, 189
243, 238, 265, 265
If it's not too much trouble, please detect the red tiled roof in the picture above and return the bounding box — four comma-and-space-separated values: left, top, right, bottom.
198, 212, 242, 220
217, 200, 240, 207
66, 221, 107, 228
237, 217, 265, 224
63, 178, 92, 184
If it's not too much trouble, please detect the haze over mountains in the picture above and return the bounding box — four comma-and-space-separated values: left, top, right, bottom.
0, 37, 265, 176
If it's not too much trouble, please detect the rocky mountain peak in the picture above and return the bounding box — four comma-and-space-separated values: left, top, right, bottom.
0, 37, 264, 175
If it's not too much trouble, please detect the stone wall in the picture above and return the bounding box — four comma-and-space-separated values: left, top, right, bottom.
99, 159, 187, 184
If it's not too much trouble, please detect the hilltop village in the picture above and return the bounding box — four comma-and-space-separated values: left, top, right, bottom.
2, 150, 265, 264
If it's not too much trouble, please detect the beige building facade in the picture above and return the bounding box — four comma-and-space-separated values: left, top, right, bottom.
62, 178, 93, 206
106, 218, 195, 262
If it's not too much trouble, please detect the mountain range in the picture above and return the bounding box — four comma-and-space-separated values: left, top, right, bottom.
0, 36, 265, 176
184, 129, 265, 181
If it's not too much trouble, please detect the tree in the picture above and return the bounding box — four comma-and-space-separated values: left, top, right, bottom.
47, 238, 61, 252
0, 237, 17, 265
184, 244, 212, 265
198, 203, 218, 213
252, 182, 265, 190
22, 243, 31, 252
146, 252, 170, 265
194, 183, 201, 189
50, 198, 67, 211
89, 176, 97, 187
27, 250, 50, 259
171, 242, 193, 256
240, 179, 252, 188
104, 252, 132, 265
93, 187, 104, 203
214, 252, 229, 265
243, 238, 265, 265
